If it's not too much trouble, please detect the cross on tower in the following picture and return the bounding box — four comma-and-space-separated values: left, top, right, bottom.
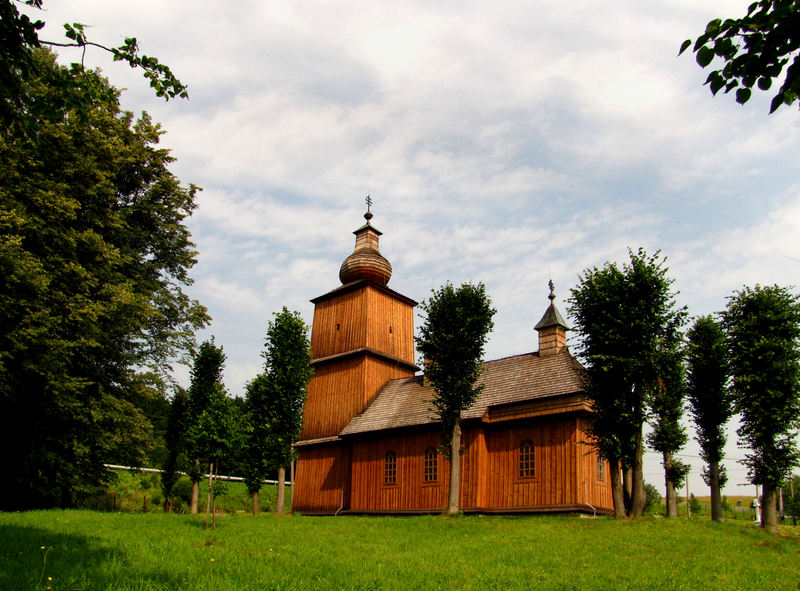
365, 194, 372, 212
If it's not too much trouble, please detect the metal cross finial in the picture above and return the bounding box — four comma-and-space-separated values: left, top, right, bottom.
365, 194, 372, 212
548, 280, 556, 301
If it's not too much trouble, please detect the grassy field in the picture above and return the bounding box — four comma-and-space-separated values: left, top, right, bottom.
2, 510, 799, 590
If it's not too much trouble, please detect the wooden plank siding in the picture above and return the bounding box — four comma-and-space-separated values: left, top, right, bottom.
575, 415, 613, 509
310, 288, 367, 360
300, 356, 364, 440
364, 286, 415, 364
350, 430, 448, 512
342, 415, 613, 514
300, 355, 414, 441
292, 444, 351, 513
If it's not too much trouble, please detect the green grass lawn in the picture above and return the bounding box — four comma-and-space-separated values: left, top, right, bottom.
1, 510, 798, 590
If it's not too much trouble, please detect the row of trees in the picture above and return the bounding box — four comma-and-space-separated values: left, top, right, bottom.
160, 309, 313, 518
568, 249, 800, 533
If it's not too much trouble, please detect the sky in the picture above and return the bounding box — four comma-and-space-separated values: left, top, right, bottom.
27, 0, 799, 498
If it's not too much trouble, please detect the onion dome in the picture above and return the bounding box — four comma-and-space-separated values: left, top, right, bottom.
339, 208, 393, 285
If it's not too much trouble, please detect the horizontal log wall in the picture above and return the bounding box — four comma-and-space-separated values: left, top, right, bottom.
364, 286, 415, 364
293, 444, 350, 513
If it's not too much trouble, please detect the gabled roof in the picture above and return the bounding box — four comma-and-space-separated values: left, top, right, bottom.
340, 349, 584, 436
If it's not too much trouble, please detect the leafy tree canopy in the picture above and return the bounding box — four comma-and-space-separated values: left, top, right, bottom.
243, 308, 312, 506
722, 285, 800, 489
416, 282, 496, 449
686, 316, 732, 467
569, 249, 686, 517
0, 49, 207, 509
2, 0, 187, 134
680, 0, 800, 112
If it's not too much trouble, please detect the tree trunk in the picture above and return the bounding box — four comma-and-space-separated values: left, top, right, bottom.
709, 460, 724, 523
276, 465, 286, 516
608, 456, 626, 518
446, 421, 461, 516
629, 425, 646, 518
290, 459, 295, 509
252, 491, 259, 516
623, 464, 633, 515
664, 452, 677, 518
190, 481, 199, 515
761, 485, 777, 533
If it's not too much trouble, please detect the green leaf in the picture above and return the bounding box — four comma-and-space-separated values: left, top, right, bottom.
757, 76, 772, 90
679, 39, 692, 55
769, 93, 785, 113
736, 87, 751, 104
697, 46, 715, 68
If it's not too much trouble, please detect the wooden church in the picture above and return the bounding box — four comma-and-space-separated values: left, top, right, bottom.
292, 208, 613, 514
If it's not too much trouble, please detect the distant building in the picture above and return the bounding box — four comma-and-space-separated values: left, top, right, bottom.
292, 208, 613, 514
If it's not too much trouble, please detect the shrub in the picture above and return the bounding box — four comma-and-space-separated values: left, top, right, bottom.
643, 482, 662, 514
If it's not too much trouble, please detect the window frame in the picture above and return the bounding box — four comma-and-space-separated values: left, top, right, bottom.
518, 438, 536, 480
423, 446, 438, 483
383, 450, 397, 486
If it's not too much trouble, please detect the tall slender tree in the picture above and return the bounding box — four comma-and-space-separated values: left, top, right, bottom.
247, 308, 313, 515
416, 282, 495, 515
647, 336, 689, 517
161, 387, 190, 512
686, 315, 732, 523
569, 249, 686, 518
185, 339, 226, 514
722, 285, 800, 533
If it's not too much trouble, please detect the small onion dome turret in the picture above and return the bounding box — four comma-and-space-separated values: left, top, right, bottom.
339, 209, 392, 285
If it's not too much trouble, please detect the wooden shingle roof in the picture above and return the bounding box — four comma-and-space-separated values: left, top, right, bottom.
340, 349, 584, 436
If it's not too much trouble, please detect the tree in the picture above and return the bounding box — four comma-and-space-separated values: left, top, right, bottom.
416, 282, 496, 515
243, 374, 270, 516
185, 340, 226, 514
2, 0, 187, 135
187, 384, 241, 529
679, 0, 800, 113
161, 387, 190, 512
686, 315, 732, 523
647, 336, 690, 518
722, 284, 800, 533
569, 249, 686, 518
245, 308, 313, 516
0, 49, 207, 510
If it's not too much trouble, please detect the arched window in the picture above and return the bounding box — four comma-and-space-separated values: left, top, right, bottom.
423, 447, 438, 482
519, 439, 535, 478
596, 454, 605, 481
384, 450, 397, 485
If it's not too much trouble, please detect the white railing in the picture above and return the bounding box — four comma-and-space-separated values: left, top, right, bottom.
103, 464, 291, 486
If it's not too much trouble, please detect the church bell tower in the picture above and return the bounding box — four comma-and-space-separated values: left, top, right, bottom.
293, 202, 418, 513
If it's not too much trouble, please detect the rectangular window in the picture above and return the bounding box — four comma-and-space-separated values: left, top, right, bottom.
384, 451, 397, 485
423, 447, 438, 482
596, 454, 605, 481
